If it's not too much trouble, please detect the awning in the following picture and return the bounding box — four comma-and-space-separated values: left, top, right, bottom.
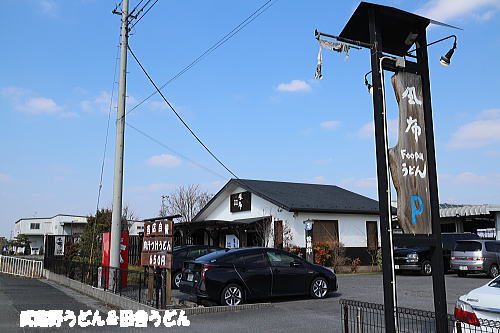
440, 204, 500, 218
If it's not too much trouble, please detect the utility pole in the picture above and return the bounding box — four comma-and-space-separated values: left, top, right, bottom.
109, 0, 129, 285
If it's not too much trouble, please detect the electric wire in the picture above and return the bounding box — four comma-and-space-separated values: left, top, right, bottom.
125, 122, 227, 180
129, 0, 145, 16
129, 0, 159, 30
127, 45, 240, 180
125, 0, 277, 117
89, 39, 121, 264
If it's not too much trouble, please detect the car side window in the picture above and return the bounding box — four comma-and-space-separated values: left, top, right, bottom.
266, 251, 297, 267
187, 248, 201, 258
175, 250, 187, 259
238, 252, 268, 268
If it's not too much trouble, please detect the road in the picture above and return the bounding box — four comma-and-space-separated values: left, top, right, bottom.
0, 272, 490, 332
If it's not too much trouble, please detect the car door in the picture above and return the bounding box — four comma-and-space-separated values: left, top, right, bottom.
234, 250, 272, 299
266, 250, 308, 296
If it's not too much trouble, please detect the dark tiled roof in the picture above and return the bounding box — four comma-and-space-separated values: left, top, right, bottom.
233, 179, 380, 214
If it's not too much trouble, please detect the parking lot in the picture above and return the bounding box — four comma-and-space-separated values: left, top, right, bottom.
173, 272, 491, 332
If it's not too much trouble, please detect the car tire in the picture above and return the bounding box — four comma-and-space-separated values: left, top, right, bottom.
173, 271, 182, 289
310, 276, 329, 299
421, 261, 432, 276
488, 264, 499, 278
458, 272, 467, 277
220, 284, 244, 306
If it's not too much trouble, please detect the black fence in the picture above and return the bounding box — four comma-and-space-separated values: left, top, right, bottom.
340, 299, 500, 333
44, 257, 165, 308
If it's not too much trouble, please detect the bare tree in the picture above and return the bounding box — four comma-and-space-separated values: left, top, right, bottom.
255, 217, 273, 247
159, 184, 213, 222
282, 220, 294, 248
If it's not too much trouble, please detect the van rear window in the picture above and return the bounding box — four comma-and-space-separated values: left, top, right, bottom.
455, 241, 482, 252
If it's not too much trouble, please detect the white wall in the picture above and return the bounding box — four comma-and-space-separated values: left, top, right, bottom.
203, 186, 381, 248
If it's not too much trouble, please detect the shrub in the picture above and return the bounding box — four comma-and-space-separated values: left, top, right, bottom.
313, 242, 332, 266
350, 257, 362, 273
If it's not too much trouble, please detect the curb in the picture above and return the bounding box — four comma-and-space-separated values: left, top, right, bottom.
180, 302, 273, 316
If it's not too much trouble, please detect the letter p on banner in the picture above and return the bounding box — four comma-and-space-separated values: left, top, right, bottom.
410, 195, 424, 225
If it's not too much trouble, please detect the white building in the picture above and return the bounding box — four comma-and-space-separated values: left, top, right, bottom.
14, 214, 88, 254
128, 220, 144, 236
175, 179, 382, 264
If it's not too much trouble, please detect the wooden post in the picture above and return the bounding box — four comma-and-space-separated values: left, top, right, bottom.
166, 268, 172, 305
147, 266, 154, 301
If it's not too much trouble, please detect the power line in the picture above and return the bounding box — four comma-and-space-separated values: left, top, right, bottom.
129, 0, 159, 30
128, 44, 240, 180
129, 0, 145, 16
125, 122, 227, 180
125, 0, 277, 117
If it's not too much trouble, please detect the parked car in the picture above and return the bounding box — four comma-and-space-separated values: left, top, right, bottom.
394, 233, 480, 276
451, 240, 500, 278
454, 275, 500, 330
171, 245, 222, 288
179, 247, 337, 306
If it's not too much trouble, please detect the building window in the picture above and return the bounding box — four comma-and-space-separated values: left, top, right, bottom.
30, 223, 40, 230
366, 221, 378, 250
312, 220, 339, 245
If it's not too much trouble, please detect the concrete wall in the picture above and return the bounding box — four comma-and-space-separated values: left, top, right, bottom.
43, 269, 156, 312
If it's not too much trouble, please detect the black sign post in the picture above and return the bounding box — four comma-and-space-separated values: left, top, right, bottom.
315, 2, 458, 332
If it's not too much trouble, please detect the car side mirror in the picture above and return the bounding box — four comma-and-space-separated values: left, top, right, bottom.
290, 261, 302, 268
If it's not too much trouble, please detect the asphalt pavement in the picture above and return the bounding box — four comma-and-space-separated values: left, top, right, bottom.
0, 272, 491, 332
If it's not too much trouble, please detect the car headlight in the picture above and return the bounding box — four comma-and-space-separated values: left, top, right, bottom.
406, 253, 419, 262
326, 267, 335, 274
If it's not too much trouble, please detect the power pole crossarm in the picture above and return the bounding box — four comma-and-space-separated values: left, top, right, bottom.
109, 0, 129, 283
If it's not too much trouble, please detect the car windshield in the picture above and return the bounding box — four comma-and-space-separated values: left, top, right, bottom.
194, 249, 229, 262
489, 276, 500, 288
455, 241, 482, 252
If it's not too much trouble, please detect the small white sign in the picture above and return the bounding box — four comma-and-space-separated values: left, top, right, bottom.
225, 234, 239, 249
54, 236, 65, 256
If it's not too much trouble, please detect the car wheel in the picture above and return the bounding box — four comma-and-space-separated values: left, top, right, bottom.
173, 271, 182, 289
421, 261, 432, 276
488, 264, 499, 278
220, 284, 244, 306
458, 272, 467, 277
310, 277, 329, 299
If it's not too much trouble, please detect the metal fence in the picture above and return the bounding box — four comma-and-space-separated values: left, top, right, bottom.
340, 299, 500, 333
44, 257, 165, 308
0, 255, 44, 278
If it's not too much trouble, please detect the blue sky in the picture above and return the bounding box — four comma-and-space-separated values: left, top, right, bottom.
1, 0, 500, 237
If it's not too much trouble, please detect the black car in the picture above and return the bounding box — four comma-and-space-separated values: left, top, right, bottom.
171, 245, 222, 288
394, 232, 480, 275
179, 247, 337, 306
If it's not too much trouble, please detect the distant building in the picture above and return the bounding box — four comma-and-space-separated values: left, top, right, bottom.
14, 214, 88, 255
128, 220, 144, 236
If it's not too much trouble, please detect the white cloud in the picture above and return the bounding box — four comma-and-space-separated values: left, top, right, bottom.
357, 119, 398, 139
479, 108, 500, 119
306, 176, 328, 184
80, 91, 111, 113
439, 172, 500, 185
39, 0, 57, 16
340, 177, 377, 189
320, 120, 340, 130
0, 174, 13, 182
448, 119, 500, 148
146, 154, 181, 167
417, 0, 500, 22
16, 97, 63, 114
277, 80, 311, 92
1, 86, 73, 117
